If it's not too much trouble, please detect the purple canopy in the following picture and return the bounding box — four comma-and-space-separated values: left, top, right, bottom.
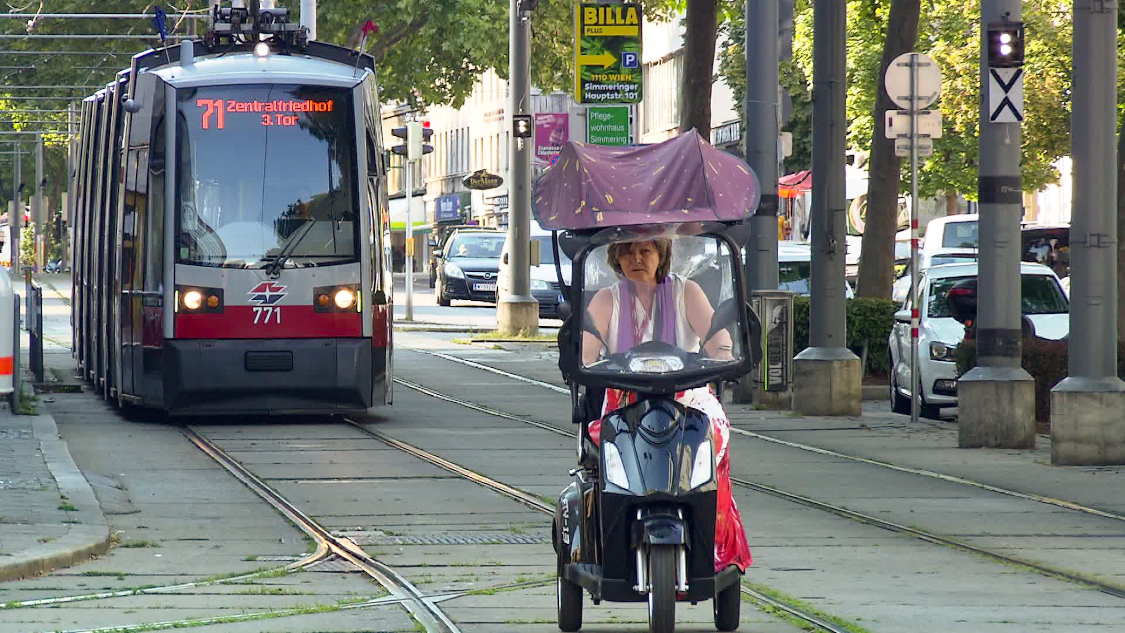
532, 131, 761, 230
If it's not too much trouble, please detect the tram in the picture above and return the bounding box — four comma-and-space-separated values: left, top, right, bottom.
70, 3, 394, 416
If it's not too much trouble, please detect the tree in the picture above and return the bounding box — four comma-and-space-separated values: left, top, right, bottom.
680, 0, 720, 135
855, 0, 920, 299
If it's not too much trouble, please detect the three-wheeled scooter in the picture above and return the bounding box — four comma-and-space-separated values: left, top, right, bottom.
535, 132, 765, 633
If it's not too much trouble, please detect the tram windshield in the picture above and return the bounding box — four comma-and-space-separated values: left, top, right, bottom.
174, 84, 358, 268
579, 234, 746, 377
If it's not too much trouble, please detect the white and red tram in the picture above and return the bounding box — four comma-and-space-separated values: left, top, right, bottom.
71, 4, 393, 416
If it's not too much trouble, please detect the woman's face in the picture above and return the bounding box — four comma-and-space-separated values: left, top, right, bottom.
617, 241, 661, 285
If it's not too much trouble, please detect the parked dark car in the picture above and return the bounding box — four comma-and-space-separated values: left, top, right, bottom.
435, 230, 507, 306
428, 223, 497, 288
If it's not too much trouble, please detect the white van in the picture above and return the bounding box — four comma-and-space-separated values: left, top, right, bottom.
497, 220, 572, 319
778, 241, 855, 298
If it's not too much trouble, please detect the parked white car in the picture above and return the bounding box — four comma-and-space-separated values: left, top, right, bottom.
888, 262, 1069, 418
891, 249, 978, 302
921, 214, 979, 254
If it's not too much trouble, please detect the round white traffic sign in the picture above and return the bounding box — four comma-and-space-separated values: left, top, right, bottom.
884, 52, 942, 110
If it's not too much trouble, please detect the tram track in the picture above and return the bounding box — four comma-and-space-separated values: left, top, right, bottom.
180, 426, 463, 633
391, 360, 1125, 602
343, 406, 853, 633
404, 347, 1125, 525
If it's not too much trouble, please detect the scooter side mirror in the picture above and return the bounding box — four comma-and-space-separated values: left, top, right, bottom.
557, 301, 572, 322
702, 298, 738, 346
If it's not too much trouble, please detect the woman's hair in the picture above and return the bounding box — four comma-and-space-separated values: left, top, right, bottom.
607, 239, 673, 281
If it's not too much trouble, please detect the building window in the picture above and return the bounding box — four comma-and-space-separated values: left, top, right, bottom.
643, 51, 683, 135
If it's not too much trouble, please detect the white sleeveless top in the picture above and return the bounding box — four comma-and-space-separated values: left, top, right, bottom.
605, 274, 699, 354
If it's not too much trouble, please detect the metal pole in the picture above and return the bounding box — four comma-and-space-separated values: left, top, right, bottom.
11, 142, 20, 275
745, 0, 780, 294
405, 159, 414, 321
34, 133, 43, 272
909, 54, 920, 426
497, 0, 537, 335
958, 0, 1036, 449
976, 0, 1023, 372
808, 0, 846, 349
790, 0, 860, 416
300, 0, 317, 40
1068, 0, 1118, 380
737, 0, 781, 405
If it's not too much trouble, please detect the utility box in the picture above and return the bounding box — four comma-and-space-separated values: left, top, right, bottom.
751, 290, 796, 399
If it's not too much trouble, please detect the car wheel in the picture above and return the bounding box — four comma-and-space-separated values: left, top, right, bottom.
437, 278, 451, 307
890, 366, 911, 415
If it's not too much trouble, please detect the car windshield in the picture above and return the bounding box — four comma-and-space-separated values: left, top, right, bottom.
449, 234, 505, 258
941, 222, 978, 249
778, 261, 812, 294
534, 235, 569, 266
579, 234, 745, 375
174, 84, 357, 269
927, 274, 1068, 318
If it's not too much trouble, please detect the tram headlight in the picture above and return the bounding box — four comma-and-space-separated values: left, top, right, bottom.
334, 288, 357, 309
182, 290, 203, 311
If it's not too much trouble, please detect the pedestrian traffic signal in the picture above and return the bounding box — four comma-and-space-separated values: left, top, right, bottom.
987, 20, 1024, 68
513, 114, 533, 139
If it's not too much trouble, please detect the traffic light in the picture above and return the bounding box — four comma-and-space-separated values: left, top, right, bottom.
987, 20, 1024, 68
392, 122, 434, 160
390, 126, 408, 157
407, 121, 435, 160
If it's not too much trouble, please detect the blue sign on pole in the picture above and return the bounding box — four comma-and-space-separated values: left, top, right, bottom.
435, 194, 462, 223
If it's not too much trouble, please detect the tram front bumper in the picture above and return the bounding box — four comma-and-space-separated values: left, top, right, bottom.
163, 338, 374, 415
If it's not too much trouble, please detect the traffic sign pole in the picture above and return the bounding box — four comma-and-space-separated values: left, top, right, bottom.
909, 53, 921, 427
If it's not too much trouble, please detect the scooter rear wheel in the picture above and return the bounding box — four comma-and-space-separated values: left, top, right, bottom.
557, 571, 583, 631
647, 545, 677, 633
713, 578, 741, 631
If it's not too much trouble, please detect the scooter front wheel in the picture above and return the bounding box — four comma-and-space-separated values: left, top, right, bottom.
647, 545, 677, 633
713, 578, 741, 631
557, 570, 583, 631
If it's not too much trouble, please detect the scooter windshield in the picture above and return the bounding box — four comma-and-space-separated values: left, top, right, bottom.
579, 234, 745, 377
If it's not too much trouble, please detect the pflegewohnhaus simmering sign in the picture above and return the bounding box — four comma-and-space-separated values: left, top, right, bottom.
574, 2, 642, 104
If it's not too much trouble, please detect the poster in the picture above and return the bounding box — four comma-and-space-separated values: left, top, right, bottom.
534, 113, 569, 169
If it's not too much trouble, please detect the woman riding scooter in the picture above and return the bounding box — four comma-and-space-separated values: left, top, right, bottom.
581, 238, 752, 576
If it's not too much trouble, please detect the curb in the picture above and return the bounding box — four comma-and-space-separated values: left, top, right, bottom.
0, 392, 111, 582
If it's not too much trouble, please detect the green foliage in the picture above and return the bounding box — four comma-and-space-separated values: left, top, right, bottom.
717, 0, 1108, 198
790, 296, 899, 375
955, 338, 1125, 426
19, 224, 35, 267
717, 4, 812, 172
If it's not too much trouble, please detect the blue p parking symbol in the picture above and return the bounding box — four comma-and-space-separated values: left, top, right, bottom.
622, 52, 639, 69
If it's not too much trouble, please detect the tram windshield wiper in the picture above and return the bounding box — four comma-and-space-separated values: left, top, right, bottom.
264, 219, 317, 277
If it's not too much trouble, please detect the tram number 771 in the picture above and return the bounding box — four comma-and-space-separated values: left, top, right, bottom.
253, 306, 281, 325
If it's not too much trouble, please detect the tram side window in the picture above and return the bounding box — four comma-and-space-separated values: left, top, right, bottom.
145, 116, 165, 293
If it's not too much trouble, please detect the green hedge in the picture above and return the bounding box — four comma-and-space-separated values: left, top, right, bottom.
955, 338, 1125, 425
791, 296, 900, 375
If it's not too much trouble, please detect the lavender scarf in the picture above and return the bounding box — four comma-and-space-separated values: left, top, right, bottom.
616, 277, 676, 351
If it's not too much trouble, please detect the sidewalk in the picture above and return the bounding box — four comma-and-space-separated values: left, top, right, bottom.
0, 359, 110, 582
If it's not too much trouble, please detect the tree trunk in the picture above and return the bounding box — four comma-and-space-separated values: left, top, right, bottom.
680, 0, 718, 137
854, 0, 921, 299
945, 191, 959, 215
